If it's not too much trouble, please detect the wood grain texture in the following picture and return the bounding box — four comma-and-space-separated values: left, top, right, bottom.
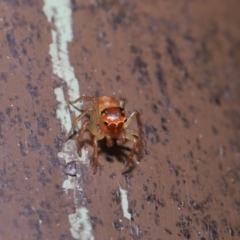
0, 0, 239, 239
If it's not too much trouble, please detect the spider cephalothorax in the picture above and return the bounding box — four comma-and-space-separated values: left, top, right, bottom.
100, 107, 126, 134
67, 96, 142, 174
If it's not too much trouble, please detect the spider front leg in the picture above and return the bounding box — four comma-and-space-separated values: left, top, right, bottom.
70, 96, 96, 104
116, 132, 126, 146
93, 137, 99, 174
124, 110, 143, 158
106, 136, 114, 147
76, 120, 90, 156
122, 130, 139, 173
124, 110, 142, 130
66, 107, 94, 140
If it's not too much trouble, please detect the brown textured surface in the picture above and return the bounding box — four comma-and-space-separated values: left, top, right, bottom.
0, 0, 240, 239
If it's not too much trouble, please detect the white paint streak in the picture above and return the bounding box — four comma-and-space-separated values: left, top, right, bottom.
43, 1, 94, 239
43, 0, 80, 116
69, 207, 94, 240
119, 185, 131, 220
54, 87, 72, 132
62, 177, 75, 192
58, 140, 89, 193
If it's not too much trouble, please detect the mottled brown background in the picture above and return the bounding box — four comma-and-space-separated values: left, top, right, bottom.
0, 0, 240, 239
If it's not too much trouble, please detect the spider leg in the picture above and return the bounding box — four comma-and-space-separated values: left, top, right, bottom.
69, 96, 96, 104
124, 110, 142, 129
124, 129, 139, 137
66, 107, 94, 140
116, 132, 126, 145
93, 137, 99, 174
106, 136, 114, 147
124, 110, 143, 158
122, 131, 139, 173
76, 120, 90, 156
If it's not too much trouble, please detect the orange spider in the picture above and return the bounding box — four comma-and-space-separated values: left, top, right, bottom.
67, 96, 143, 174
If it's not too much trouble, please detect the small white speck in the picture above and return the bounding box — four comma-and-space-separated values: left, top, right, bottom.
119, 185, 131, 220
219, 147, 224, 156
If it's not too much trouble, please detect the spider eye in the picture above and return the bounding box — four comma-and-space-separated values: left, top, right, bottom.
104, 121, 108, 126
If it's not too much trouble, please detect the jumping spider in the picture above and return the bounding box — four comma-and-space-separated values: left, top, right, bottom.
66, 96, 143, 174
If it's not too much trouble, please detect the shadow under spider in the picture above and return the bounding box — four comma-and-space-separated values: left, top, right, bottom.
98, 138, 130, 162
98, 139, 137, 173
68, 132, 138, 173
